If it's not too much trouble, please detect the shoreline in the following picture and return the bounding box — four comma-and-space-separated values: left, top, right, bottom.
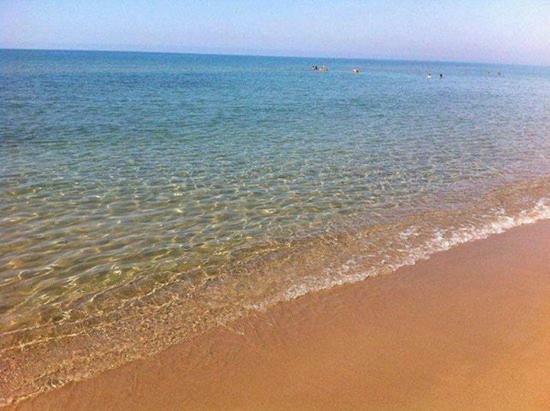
9, 219, 550, 410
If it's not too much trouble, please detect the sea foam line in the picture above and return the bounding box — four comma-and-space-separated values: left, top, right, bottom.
266, 198, 550, 305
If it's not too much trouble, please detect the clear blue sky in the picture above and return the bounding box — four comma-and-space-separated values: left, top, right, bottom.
1, 0, 549, 65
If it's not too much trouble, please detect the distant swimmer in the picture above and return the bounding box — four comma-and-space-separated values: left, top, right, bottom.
427, 72, 432, 79
352, 68, 361, 74
319, 65, 329, 72
440, 73, 443, 79
312, 65, 319, 71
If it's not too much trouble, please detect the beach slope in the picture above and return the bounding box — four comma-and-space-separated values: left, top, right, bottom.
11, 220, 550, 410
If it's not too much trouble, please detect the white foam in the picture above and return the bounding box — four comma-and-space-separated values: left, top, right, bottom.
265, 198, 550, 306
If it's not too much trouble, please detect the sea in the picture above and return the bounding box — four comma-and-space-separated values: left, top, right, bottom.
1, 49, 549, 404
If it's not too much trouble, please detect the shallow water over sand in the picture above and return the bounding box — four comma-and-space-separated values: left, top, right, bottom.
1, 50, 549, 404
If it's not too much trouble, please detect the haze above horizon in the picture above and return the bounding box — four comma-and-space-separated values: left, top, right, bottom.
1, 0, 549, 66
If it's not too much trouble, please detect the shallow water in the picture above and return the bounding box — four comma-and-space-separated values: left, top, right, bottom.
1, 49, 549, 404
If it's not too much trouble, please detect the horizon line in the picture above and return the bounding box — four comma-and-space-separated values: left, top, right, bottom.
2, 46, 547, 69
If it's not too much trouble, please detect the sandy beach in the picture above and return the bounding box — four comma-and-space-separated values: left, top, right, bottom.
7, 220, 549, 410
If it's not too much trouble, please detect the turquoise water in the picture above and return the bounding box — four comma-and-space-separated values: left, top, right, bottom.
1, 49, 549, 403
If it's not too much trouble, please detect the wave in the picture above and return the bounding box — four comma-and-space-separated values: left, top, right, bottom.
261, 197, 550, 305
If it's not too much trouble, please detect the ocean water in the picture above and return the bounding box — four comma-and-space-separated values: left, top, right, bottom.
1, 49, 549, 403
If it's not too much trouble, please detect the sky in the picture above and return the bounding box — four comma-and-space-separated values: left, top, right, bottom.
1, 0, 549, 66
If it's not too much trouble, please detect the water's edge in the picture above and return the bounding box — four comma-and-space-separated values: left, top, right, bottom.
2, 193, 548, 407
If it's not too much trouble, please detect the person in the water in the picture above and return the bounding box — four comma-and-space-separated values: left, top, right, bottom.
440, 73, 443, 79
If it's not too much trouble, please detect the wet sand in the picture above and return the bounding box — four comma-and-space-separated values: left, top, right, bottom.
10, 220, 550, 410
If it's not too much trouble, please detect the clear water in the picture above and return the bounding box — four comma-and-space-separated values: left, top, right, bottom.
1, 49, 549, 403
